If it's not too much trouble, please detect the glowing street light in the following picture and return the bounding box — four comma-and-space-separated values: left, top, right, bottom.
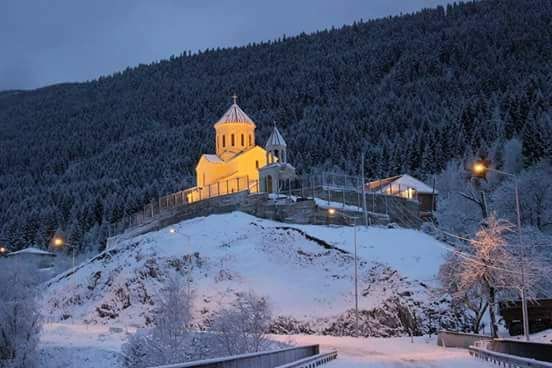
169, 228, 176, 234
328, 208, 360, 337
53, 236, 65, 247
0, 246, 7, 254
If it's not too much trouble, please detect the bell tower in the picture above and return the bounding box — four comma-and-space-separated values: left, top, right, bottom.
214, 95, 256, 161
265, 122, 287, 164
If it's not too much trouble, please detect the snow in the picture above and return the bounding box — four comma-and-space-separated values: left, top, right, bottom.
506, 329, 552, 344
271, 334, 492, 367
39, 323, 128, 368
7, 247, 56, 256
43, 212, 447, 325
368, 174, 437, 195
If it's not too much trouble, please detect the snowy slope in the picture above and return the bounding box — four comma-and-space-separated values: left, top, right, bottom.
42, 212, 450, 333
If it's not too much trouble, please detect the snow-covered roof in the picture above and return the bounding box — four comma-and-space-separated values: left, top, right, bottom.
202, 154, 223, 163
7, 247, 56, 257
367, 174, 437, 194
265, 125, 286, 147
214, 102, 256, 128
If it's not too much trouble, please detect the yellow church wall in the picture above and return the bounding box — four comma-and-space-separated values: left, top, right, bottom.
215, 123, 255, 161
190, 146, 270, 203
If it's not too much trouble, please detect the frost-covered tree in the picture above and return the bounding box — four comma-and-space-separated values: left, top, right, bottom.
207, 291, 272, 356
0, 263, 42, 368
121, 275, 193, 368
491, 161, 552, 231
439, 253, 488, 334
453, 215, 517, 337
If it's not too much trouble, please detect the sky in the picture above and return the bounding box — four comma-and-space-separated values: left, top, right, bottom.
1, 0, 454, 91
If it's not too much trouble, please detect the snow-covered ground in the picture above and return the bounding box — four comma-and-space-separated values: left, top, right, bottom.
43, 212, 448, 326
39, 324, 492, 368
272, 335, 492, 368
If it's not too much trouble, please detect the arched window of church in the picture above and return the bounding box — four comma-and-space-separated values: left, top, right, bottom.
222, 135, 226, 148
255, 160, 259, 169
241, 134, 244, 146
274, 150, 279, 159
249, 134, 252, 146
231, 134, 235, 146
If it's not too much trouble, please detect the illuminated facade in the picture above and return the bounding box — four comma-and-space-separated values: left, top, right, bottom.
189, 97, 270, 201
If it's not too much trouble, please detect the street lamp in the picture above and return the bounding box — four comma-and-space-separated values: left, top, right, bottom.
328, 208, 360, 337
0, 246, 7, 255
470, 162, 530, 341
51, 234, 76, 277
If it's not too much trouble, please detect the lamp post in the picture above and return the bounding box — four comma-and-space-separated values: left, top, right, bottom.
0, 245, 7, 256
471, 162, 530, 341
51, 234, 76, 271
328, 208, 360, 337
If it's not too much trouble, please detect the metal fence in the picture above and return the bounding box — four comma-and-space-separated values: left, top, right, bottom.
110, 176, 258, 236
109, 172, 427, 238
151, 345, 321, 368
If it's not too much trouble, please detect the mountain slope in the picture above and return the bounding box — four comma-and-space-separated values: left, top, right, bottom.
43, 212, 454, 336
2, 0, 552, 251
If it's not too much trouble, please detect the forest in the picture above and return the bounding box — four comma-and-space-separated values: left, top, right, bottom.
0, 0, 551, 252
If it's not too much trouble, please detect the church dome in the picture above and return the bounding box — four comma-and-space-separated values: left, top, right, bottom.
214, 98, 256, 128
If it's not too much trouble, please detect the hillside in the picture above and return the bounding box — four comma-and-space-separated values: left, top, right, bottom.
42, 212, 454, 336
1, 0, 552, 251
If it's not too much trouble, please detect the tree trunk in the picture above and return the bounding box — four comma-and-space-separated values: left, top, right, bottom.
488, 286, 498, 338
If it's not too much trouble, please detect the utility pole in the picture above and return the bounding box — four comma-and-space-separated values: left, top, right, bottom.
361, 153, 368, 226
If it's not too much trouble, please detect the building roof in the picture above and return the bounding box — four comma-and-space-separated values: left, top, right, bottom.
202, 154, 224, 163
265, 125, 287, 147
214, 102, 256, 128
6, 247, 56, 257
366, 174, 437, 194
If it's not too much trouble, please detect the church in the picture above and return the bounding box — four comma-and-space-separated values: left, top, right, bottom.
187, 96, 295, 202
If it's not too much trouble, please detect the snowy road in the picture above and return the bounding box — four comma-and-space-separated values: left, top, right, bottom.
270, 335, 493, 368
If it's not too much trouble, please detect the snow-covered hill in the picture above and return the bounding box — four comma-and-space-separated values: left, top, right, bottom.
43, 212, 455, 335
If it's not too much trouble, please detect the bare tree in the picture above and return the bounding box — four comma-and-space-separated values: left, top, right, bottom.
439, 253, 488, 334
0, 263, 42, 368
454, 215, 517, 337
208, 291, 272, 356
121, 275, 193, 368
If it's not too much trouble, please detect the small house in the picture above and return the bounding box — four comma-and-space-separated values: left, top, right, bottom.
5, 247, 57, 269
366, 174, 437, 215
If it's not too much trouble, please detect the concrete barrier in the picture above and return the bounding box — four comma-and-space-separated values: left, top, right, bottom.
437, 330, 492, 349
488, 339, 552, 363
151, 345, 320, 368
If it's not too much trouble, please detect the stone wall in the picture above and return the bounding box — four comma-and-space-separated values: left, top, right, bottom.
108, 190, 420, 248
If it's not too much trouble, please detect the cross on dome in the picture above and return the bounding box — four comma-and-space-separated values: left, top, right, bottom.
232, 94, 238, 105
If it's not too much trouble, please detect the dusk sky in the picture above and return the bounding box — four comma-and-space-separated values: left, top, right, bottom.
1, 0, 453, 91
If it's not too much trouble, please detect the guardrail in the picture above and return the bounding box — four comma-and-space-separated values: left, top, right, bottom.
437, 330, 492, 349
487, 339, 552, 363
150, 345, 320, 368
469, 346, 552, 368
275, 351, 338, 368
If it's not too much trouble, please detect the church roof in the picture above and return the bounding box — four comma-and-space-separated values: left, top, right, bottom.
265, 125, 286, 147
202, 154, 223, 163
214, 102, 256, 128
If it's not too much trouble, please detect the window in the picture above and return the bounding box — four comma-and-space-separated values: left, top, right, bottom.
249, 134, 252, 146
231, 134, 235, 146
255, 160, 259, 169
222, 135, 226, 148
241, 134, 244, 146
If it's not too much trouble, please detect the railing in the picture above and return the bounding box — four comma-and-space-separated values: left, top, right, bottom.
469, 346, 552, 368
110, 176, 258, 236
275, 351, 338, 368
150, 345, 320, 368
437, 330, 492, 349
